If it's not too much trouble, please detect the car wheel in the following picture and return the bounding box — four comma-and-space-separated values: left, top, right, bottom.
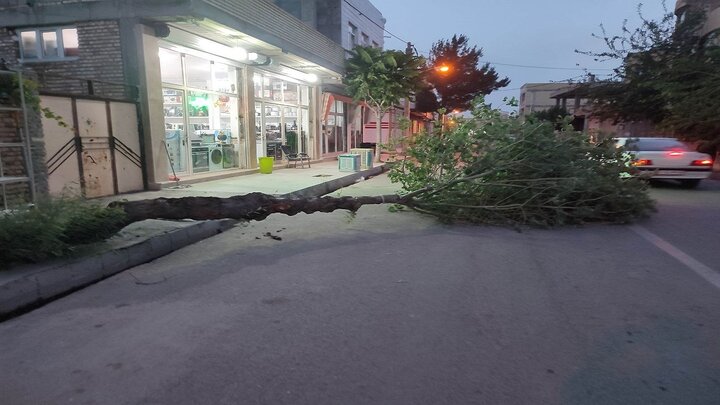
680, 179, 701, 189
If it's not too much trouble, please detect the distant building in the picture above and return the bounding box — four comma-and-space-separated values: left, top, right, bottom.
676, 0, 720, 43
518, 83, 574, 118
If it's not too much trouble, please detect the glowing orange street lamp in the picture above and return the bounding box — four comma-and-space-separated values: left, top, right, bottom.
436, 64, 451, 73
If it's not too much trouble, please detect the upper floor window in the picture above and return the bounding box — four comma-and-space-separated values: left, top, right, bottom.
348, 23, 358, 47
361, 33, 370, 46
19, 27, 79, 61
372, 41, 379, 48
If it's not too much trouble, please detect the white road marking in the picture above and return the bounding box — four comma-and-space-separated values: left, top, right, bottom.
631, 225, 720, 290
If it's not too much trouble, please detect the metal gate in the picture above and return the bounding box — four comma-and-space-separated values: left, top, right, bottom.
42, 95, 144, 198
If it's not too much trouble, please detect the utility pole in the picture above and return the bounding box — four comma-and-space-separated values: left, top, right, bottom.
404, 42, 413, 141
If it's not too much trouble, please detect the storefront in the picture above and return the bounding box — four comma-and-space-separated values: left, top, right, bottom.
253, 72, 311, 161
157, 41, 319, 179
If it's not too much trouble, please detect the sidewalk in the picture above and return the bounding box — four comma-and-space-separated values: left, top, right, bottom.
106, 160, 381, 201
1, 160, 391, 319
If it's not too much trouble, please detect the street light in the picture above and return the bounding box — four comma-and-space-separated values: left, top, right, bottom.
436, 64, 451, 73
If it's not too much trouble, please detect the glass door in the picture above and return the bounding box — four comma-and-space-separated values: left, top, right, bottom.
284, 106, 298, 153
255, 102, 264, 160
264, 104, 282, 160
299, 107, 309, 156
163, 88, 188, 174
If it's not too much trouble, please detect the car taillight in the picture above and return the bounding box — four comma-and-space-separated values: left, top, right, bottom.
691, 159, 713, 166
633, 159, 653, 166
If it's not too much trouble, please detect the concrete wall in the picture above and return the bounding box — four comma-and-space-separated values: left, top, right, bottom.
341, 0, 385, 49
277, 0, 385, 50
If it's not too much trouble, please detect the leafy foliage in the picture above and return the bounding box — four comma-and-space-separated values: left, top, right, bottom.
416, 35, 510, 112
389, 100, 655, 227
0, 198, 128, 268
345, 46, 424, 160
345, 46, 424, 112
578, 3, 720, 151
527, 106, 572, 128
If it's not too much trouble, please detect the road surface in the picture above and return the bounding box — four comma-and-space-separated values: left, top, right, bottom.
1, 176, 719, 404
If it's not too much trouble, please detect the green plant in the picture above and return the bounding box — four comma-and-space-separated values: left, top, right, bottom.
388, 99, 655, 227
0, 198, 128, 268
285, 130, 298, 153
0, 74, 70, 128
345, 46, 424, 162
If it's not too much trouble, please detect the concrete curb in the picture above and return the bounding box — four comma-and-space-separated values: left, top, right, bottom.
0, 219, 236, 320
282, 163, 390, 198
1, 164, 393, 320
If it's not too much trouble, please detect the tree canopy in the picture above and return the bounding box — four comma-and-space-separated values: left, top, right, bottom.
344, 46, 424, 160
579, 4, 720, 152
416, 35, 509, 113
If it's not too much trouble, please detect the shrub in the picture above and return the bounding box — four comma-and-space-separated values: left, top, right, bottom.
0, 198, 127, 268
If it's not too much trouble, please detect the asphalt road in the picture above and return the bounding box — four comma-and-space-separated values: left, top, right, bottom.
1, 176, 719, 405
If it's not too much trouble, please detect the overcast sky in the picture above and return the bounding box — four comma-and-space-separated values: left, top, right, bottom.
373, 0, 670, 111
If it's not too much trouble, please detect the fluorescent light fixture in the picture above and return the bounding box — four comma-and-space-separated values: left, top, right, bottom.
233, 46, 248, 61
248, 52, 259, 61
281, 66, 318, 83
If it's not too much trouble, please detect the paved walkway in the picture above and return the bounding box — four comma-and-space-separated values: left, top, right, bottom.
1, 160, 392, 319
106, 160, 377, 202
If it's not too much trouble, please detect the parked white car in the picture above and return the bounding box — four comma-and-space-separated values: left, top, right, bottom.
615, 137, 714, 188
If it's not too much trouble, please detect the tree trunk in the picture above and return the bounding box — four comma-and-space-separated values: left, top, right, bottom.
112, 192, 404, 224
375, 112, 383, 163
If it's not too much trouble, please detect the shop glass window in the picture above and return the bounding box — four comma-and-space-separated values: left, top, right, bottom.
284, 106, 299, 153
212, 62, 237, 93
19, 27, 78, 60
284, 82, 298, 103
325, 115, 336, 154
159, 48, 183, 85
185, 54, 212, 90
299, 86, 309, 106
253, 73, 263, 98
262, 76, 272, 99
270, 77, 284, 102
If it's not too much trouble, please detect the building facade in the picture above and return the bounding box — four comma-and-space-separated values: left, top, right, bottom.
0, 0, 350, 197
518, 83, 575, 118
676, 0, 720, 42
272, 0, 388, 157
272, 0, 385, 51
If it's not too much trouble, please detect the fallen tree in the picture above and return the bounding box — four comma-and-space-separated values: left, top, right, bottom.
1, 101, 655, 267
115, 101, 654, 227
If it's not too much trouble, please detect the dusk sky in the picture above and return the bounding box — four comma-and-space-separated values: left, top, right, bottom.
374, 0, 670, 111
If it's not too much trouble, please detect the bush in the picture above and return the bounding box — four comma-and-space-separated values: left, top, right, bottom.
389, 101, 655, 227
0, 198, 127, 268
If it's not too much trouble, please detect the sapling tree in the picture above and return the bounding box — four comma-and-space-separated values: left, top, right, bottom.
344, 46, 424, 162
